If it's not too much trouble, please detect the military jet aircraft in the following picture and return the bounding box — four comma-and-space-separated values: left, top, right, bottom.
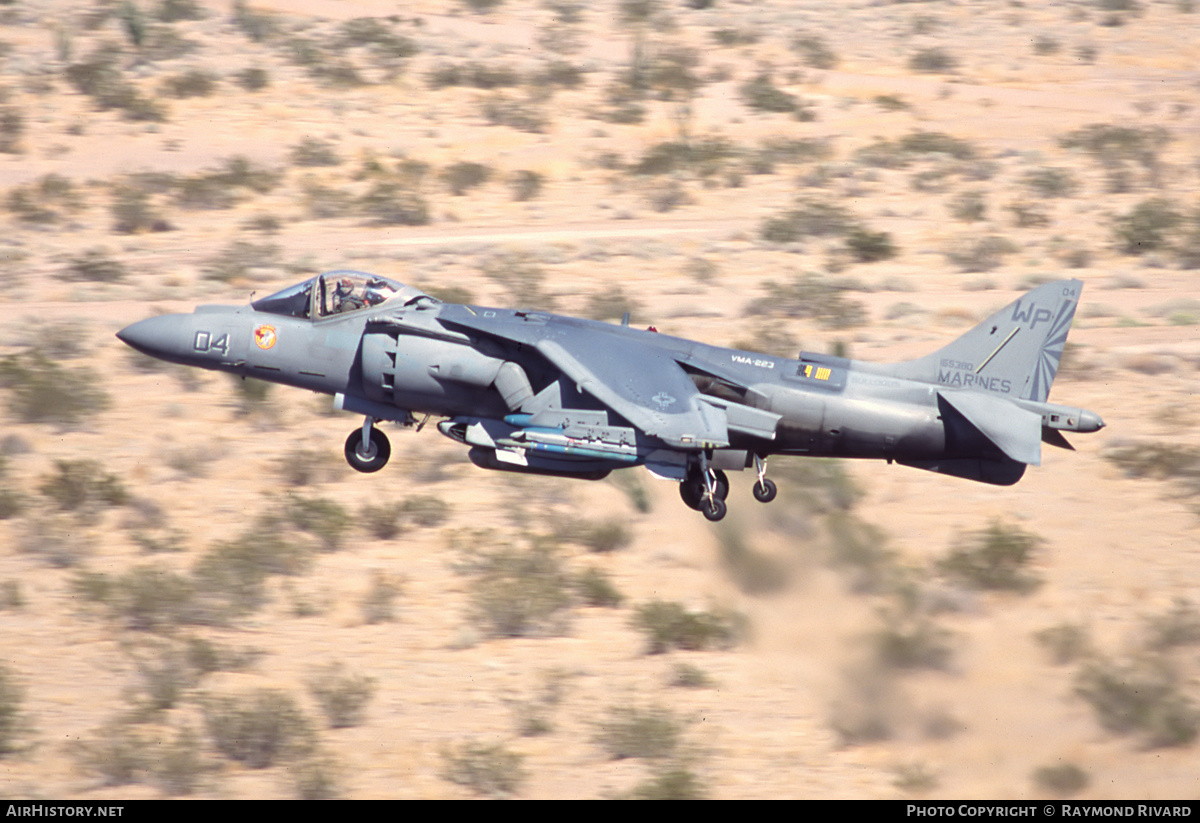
117, 271, 1103, 521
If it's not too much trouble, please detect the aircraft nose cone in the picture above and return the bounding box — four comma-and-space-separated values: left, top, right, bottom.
117, 315, 173, 357
117, 314, 196, 365
1078, 409, 1105, 433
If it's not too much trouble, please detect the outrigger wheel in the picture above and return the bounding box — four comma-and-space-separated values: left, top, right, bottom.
345, 423, 390, 473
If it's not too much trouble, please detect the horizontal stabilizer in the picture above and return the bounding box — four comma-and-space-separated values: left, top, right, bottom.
939, 390, 1042, 466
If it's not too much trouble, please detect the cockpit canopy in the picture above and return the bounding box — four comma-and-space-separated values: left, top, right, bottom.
251, 271, 437, 319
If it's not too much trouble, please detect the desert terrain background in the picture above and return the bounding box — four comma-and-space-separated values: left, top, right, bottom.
0, 0, 1198, 799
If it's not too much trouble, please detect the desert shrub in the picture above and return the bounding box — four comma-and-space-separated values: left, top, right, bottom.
71, 720, 147, 786
628, 764, 707, 800
792, 34, 838, 69
1105, 441, 1200, 490
203, 689, 314, 768
740, 72, 805, 117
235, 66, 269, 90
481, 94, 548, 132
1112, 197, 1182, 255
949, 189, 987, 222
632, 137, 737, 178
760, 198, 856, 242
1075, 654, 1199, 747
845, 226, 897, 263
908, 47, 957, 73
0, 351, 110, 425
64, 248, 127, 283
202, 240, 282, 282
870, 589, 955, 671
0, 664, 25, 757
188, 534, 291, 624
594, 703, 683, 760
111, 185, 171, 233
1059, 123, 1169, 188
566, 517, 632, 552
0, 106, 22, 154
360, 571, 401, 624
401, 494, 450, 528
360, 503, 402, 540
40, 459, 128, 511
97, 564, 196, 632
442, 161, 492, 196
746, 274, 867, 329
671, 662, 712, 689
160, 69, 217, 98
151, 725, 206, 796
938, 520, 1043, 593
1032, 762, 1089, 796
157, 0, 206, 22
574, 567, 625, 608
631, 600, 741, 654
1143, 598, 1200, 651
282, 494, 350, 551
1035, 622, 1093, 665
292, 748, 342, 799
510, 169, 543, 201
6, 174, 82, 223
358, 181, 430, 226
307, 662, 376, 728
464, 544, 572, 638
1023, 167, 1078, 198
290, 136, 341, 167
482, 252, 556, 310
19, 515, 94, 568
442, 740, 526, 798
0, 487, 22, 520
943, 234, 1018, 272
716, 522, 789, 595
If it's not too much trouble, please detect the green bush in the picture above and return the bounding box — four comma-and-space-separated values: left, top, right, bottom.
1075, 654, 1199, 747
442, 161, 492, 195
1113, 197, 1182, 255
441, 740, 526, 798
1032, 762, 1089, 796
908, 47, 958, 73
575, 567, 625, 607
307, 662, 376, 728
0, 664, 25, 757
0, 352, 110, 425
465, 544, 572, 638
71, 720, 147, 786
937, 520, 1043, 593
631, 600, 740, 653
594, 703, 683, 760
39, 459, 128, 511
203, 689, 314, 768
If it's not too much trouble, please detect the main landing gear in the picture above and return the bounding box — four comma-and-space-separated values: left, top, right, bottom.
678, 453, 777, 521
345, 417, 391, 473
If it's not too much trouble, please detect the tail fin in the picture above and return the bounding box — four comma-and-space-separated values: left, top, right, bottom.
896, 279, 1081, 402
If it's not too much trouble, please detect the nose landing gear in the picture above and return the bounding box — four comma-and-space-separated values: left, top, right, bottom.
345, 418, 391, 473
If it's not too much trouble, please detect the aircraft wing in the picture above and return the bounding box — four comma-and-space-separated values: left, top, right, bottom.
439, 308, 730, 449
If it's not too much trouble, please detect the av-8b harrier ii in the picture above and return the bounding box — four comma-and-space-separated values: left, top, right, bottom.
118, 272, 1103, 521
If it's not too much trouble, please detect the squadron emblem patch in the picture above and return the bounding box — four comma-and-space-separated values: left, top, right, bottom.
254, 324, 277, 350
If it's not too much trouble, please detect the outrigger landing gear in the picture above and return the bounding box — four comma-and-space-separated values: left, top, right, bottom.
679, 453, 729, 522
752, 454, 778, 503
345, 417, 391, 473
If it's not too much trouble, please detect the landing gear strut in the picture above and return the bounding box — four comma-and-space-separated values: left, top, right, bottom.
679, 454, 729, 522
345, 418, 391, 473
752, 454, 777, 503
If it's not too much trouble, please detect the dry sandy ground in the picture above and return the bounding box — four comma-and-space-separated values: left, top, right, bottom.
0, 0, 1199, 800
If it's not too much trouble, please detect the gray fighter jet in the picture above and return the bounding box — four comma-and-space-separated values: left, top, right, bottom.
117, 272, 1103, 521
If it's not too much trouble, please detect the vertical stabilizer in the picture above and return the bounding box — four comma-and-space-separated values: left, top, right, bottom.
894, 279, 1081, 402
